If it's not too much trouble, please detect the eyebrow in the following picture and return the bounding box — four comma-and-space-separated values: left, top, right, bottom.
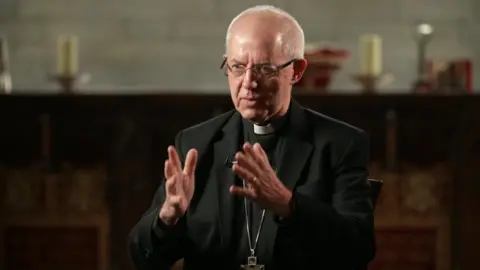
230, 58, 272, 65
230, 59, 245, 64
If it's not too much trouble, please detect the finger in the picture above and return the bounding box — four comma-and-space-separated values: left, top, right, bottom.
164, 160, 174, 179
252, 143, 271, 170
232, 164, 259, 188
165, 175, 176, 195
183, 149, 198, 177
166, 160, 183, 195
181, 173, 193, 197
235, 151, 262, 178
229, 185, 256, 199
252, 143, 268, 161
244, 143, 269, 171
168, 194, 182, 206
243, 142, 261, 161
168, 146, 183, 174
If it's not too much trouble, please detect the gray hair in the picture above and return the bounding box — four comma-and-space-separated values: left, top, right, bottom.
225, 5, 305, 59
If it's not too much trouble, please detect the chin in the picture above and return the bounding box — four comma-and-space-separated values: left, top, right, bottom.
239, 107, 268, 123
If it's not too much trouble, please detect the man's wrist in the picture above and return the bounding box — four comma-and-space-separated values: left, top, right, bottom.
277, 190, 294, 218
154, 214, 181, 234
152, 213, 183, 239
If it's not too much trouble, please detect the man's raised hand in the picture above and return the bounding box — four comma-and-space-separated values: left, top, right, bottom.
159, 146, 198, 225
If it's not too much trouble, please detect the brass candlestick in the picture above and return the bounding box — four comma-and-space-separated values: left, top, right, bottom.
48, 72, 90, 94
351, 73, 394, 94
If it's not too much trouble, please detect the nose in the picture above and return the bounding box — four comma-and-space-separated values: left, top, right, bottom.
242, 68, 258, 90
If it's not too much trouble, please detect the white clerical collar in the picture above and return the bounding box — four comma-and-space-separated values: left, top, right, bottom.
253, 123, 275, 135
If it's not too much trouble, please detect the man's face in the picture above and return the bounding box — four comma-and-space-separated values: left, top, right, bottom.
225, 29, 305, 124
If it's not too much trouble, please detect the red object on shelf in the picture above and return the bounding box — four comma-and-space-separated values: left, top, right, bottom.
425, 58, 473, 93
297, 46, 350, 92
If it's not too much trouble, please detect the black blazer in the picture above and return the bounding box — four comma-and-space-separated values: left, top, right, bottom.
128, 100, 375, 270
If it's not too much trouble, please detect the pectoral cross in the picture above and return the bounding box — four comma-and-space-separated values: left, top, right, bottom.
240, 256, 264, 270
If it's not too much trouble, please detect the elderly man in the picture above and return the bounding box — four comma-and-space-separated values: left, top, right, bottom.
128, 5, 375, 270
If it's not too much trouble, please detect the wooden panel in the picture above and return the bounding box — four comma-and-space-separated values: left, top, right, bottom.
4, 227, 98, 270
369, 163, 452, 270
0, 163, 110, 270
370, 228, 436, 270
1, 213, 110, 270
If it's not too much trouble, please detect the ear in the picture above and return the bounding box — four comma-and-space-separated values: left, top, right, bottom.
290, 59, 308, 85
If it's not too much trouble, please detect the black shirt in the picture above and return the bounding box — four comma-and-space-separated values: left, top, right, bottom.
233, 112, 289, 266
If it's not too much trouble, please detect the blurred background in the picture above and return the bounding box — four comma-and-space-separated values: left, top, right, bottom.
0, 0, 479, 270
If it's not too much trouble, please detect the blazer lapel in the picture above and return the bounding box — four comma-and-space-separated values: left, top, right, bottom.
276, 100, 313, 190
212, 112, 242, 249
262, 100, 313, 261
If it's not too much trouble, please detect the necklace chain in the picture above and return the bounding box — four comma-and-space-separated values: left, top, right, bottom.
243, 180, 266, 256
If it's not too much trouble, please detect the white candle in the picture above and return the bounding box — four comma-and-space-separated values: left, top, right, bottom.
57, 35, 79, 76
0, 36, 9, 71
360, 34, 382, 76
0, 36, 12, 93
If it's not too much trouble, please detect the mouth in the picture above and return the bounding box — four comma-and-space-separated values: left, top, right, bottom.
241, 96, 262, 101
241, 97, 262, 105
240, 97, 266, 108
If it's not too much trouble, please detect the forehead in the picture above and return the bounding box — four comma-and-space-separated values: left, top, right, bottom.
228, 35, 284, 62
227, 23, 286, 62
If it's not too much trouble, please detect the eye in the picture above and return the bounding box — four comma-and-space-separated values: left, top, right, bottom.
231, 64, 246, 71
260, 65, 276, 74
